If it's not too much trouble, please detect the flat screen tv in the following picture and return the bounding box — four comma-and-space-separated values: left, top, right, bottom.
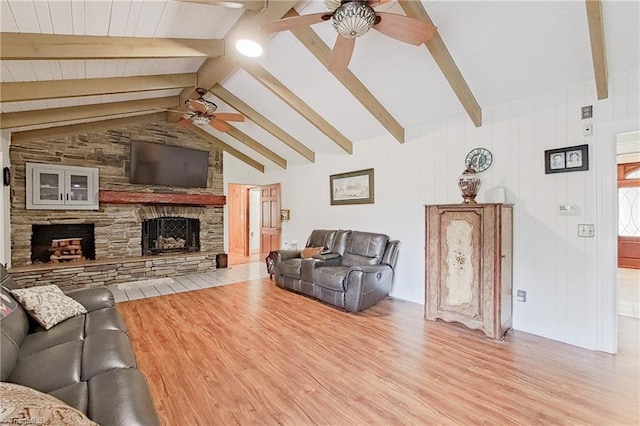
130, 141, 209, 188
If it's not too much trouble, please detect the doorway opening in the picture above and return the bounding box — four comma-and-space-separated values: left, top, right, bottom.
616, 130, 640, 319
228, 183, 281, 265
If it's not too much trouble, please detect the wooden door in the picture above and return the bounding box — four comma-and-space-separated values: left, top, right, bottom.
228, 183, 250, 257
618, 163, 640, 269
260, 183, 281, 258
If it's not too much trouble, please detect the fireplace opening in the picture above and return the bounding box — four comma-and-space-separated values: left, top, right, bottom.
31, 224, 96, 264
142, 217, 200, 256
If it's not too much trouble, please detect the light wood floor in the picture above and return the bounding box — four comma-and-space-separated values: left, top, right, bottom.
117, 279, 640, 425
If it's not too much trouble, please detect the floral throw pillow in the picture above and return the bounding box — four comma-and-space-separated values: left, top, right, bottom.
0, 382, 98, 426
10, 285, 87, 330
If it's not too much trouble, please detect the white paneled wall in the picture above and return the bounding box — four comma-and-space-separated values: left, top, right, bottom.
236, 70, 639, 352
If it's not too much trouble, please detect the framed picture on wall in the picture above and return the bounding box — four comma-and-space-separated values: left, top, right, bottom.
545, 144, 589, 174
330, 168, 374, 205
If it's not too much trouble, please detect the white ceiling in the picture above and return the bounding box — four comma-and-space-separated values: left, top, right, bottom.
1, 0, 639, 172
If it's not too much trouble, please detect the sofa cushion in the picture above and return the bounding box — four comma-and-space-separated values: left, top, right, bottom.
88, 369, 161, 426
85, 307, 127, 335
10, 285, 87, 330
341, 232, 389, 267
82, 330, 136, 381
20, 315, 85, 356
313, 266, 350, 291
278, 258, 303, 279
1, 330, 20, 381
306, 230, 336, 250
10, 340, 83, 393
48, 382, 89, 414
1, 286, 29, 346
0, 382, 97, 426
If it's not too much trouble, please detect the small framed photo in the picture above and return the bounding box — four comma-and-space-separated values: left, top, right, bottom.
545, 144, 589, 174
330, 168, 374, 205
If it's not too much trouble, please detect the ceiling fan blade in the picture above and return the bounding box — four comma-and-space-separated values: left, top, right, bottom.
328, 36, 356, 72
209, 118, 231, 132
213, 113, 245, 122
374, 13, 436, 45
261, 12, 329, 33
176, 118, 193, 127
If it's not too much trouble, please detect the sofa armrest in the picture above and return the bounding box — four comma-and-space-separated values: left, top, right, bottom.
65, 288, 115, 312
344, 264, 394, 312
275, 250, 301, 262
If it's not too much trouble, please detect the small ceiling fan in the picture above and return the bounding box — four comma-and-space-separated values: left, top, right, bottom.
171, 88, 245, 132
261, 0, 436, 71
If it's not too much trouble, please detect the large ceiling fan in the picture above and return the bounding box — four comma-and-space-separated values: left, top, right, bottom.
261, 0, 436, 71
173, 88, 245, 133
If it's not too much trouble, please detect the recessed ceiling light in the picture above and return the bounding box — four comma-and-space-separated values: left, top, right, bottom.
235, 39, 263, 58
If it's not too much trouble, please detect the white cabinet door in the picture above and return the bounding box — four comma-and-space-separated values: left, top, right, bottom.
31, 168, 65, 206
27, 163, 99, 210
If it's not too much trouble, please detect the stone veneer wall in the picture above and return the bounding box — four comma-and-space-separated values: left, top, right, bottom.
9, 122, 224, 267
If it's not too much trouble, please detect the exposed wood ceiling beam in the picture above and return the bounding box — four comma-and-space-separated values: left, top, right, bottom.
585, 0, 608, 100
174, 0, 266, 11
187, 124, 265, 173
0, 33, 224, 60
226, 126, 287, 168
1, 74, 197, 102
0, 97, 179, 129
11, 112, 167, 143
398, 1, 482, 127
239, 62, 354, 154
211, 84, 315, 163
178, 1, 298, 107
285, 10, 405, 144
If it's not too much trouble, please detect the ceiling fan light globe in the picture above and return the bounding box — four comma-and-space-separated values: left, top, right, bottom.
332, 2, 376, 38
192, 115, 210, 126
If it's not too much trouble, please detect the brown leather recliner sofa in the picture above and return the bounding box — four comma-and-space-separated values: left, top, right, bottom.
273, 230, 400, 312
0, 264, 160, 426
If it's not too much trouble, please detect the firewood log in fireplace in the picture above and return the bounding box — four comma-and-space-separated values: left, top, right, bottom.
49, 238, 84, 262
155, 236, 186, 250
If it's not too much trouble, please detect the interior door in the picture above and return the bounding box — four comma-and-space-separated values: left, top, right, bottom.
618, 162, 640, 269
260, 183, 281, 258
228, 183, 250, 257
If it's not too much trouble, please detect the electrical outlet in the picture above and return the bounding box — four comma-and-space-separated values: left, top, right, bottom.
581, 105, 593, 119
516, 290, 527, 302
578, 224, 595, 238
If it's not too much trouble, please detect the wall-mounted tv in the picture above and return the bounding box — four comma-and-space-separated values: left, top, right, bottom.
130, 141, 209, 188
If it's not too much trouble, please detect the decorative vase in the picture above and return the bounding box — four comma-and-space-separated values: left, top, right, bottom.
458, 167, 481, 204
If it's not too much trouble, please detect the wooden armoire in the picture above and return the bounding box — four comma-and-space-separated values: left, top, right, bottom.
425, 203, 513, 340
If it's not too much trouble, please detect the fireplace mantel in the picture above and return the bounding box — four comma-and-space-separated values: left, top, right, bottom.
99, 191, 226, 207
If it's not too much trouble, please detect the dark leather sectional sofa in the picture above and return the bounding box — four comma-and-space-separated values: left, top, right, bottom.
0, 264, 160, 425
274, 229, 400, 312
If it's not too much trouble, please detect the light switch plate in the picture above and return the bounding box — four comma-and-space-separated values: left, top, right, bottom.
578, 224, 595, 238
583, 123, 593, 136
558, 204, 576, 215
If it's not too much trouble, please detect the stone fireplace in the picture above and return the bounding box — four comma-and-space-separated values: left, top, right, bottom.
142, 217, 200, 256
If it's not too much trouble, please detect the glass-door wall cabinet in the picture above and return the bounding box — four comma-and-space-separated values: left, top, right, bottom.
26, 163, 99, 210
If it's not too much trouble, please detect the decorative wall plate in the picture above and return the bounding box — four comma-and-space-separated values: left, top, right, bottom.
465, 148, 493, 173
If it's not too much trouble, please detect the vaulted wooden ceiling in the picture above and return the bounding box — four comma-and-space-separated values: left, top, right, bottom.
1, 0, 638, 173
